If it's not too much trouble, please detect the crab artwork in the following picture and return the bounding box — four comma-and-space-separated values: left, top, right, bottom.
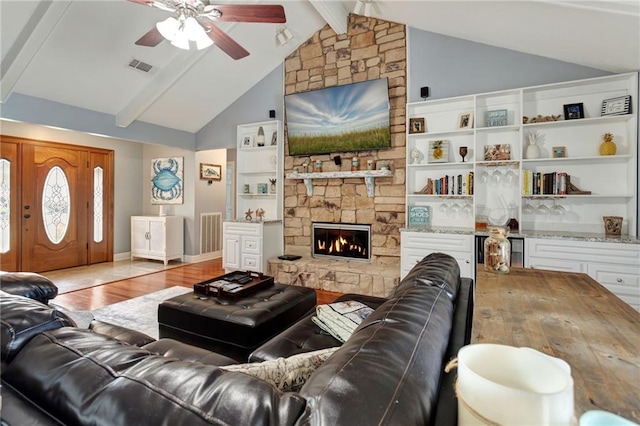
151, 157, 184, 204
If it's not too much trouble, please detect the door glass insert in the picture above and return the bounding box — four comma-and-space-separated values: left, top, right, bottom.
0, 159, 9, 253
93, 166, 103, 243
42, 166, 70, 244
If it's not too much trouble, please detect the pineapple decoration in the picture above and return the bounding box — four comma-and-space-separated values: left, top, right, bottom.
599, 132, 617, 156
432, 140, 444, 160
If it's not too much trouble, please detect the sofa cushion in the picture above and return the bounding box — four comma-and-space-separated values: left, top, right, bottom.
221, 347, 339, 392
142, 338, 237, 366
0, 291, 73, 363
1, 328, 307, 426
0, 271, 59, 304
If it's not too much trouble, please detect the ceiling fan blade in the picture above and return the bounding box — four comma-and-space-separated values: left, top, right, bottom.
135, 26, 165, 47
201, 22, 250, 60
204, 5, 286, 23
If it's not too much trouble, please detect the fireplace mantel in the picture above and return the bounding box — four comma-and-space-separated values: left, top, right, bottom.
286, 170, 393, 197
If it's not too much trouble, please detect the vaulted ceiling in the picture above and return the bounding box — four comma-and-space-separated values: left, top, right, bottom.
1, 0, 638, 134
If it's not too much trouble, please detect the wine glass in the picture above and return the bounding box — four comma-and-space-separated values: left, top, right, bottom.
439, 200, 449, 216
490, 168, 502, 186
462, 199, 473, 218
459, 146, 468, 163
505, 168, 517, 186
450, 200, 461, 218
480, 169, 490, 183
536, 200, 549, 216
551, 199, 565, 216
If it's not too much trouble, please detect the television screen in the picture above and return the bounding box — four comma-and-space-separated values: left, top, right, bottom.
285, 78, 391, 156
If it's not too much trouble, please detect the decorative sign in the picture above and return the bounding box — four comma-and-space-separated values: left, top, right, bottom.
486, 109, 508, 127
408, 206, 431, 227
428, 140, 449, 163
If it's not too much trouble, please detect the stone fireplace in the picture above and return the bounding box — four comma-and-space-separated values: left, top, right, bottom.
269, 15, 406, 297
312, 222, 370, 262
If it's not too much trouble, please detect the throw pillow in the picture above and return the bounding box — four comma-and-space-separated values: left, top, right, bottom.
220, 347, 339, 392
50, 303, 94, 329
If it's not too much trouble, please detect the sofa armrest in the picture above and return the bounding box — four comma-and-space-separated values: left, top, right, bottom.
0, 271, 59, 304
433, 277, 475, 426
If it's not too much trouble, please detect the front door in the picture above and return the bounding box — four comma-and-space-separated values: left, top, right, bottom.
0, 136, 113, 272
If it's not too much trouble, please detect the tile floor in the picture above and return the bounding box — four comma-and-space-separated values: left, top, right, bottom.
41, 259, 186, 294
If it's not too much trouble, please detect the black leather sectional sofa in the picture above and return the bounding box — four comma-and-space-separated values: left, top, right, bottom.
0, 252, 474, 425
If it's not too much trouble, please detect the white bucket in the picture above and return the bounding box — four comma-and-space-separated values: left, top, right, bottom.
456, 344, 574, 426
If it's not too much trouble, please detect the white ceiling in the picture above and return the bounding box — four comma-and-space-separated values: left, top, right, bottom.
1, 0, 639, 134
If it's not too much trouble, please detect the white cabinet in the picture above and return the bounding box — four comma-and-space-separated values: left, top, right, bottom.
236, 120, 283, 221
526, 238, 640, 310
405, 72, 638, 236
401, 231, 473, 279
222, 221, 283, 273
131, 216, 183, 265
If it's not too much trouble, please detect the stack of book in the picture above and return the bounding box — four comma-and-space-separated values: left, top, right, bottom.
522, 170, 568, 195
417, 172, 474, 195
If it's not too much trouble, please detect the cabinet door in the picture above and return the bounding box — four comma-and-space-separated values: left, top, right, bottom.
131, 217, 149, 254
147, 218, 166, 255
223, 234, 240, 270
401, 232, 473, 279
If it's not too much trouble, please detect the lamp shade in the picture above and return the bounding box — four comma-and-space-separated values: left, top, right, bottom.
170, 30, 190, 50
156, 17, 179, 41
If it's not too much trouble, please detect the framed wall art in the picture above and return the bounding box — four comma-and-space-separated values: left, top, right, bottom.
409, 117, 425, 134
428, 140, 449, 163
552, 146, 566, 158
200, 163, 222, 181
563, 103, 584, 120
601, 95, 631, 116
242, 135, 253, 148
151, 157, 184, 205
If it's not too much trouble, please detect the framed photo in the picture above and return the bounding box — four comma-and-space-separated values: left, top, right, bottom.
257, 183, 268, 194
486, 109, 508, 127
408, 206, 431, 227
200, 163, 222, 181
601, 95, 631, 116
271, 131, 278, 146
458, 111, 474, 129
483, 144, 511, 161
563, 103, 584, 120
409, 117, 425, 134
552, 146, 566, 158
242, 135, 253, 148
428, 140, 449, 163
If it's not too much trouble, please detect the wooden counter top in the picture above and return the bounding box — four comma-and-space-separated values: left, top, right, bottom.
473, 267, 640, 422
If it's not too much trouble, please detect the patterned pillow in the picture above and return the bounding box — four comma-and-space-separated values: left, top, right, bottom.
220, 347, 339, 392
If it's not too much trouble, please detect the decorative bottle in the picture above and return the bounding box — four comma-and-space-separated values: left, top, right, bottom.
484, 227, 511, 273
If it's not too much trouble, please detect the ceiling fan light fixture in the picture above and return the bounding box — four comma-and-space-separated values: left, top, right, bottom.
156, 16, 179, 41
170, 31, 190, 50
275, 25, 294, 46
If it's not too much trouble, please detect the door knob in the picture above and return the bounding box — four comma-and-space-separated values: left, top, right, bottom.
24, 205, 30, 209
24, 213, 31, 218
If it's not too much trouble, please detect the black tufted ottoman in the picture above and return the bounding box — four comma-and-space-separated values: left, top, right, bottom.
158, 283, 316, 361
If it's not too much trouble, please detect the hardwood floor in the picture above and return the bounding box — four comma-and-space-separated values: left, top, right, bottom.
53, 259, 341, 311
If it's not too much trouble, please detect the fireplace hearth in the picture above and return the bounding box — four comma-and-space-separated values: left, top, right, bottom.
312, 222, 370, 262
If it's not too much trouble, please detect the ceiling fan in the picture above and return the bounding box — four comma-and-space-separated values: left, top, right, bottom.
127, 0, 286, 60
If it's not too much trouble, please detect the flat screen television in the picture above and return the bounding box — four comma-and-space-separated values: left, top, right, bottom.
285, 78, 391, 156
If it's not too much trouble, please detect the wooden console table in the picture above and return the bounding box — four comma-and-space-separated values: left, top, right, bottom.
473, 268, 640, 422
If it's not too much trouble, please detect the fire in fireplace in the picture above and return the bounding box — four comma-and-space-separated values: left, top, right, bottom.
312, 222, 371, 262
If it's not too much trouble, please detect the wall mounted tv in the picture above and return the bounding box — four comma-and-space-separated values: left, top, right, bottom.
285, 78, 391, 156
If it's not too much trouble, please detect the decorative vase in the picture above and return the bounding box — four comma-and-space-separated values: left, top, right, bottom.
603, 216, 623, 236
256, 126, 265, 147
525, 132, 540, 159
599, 132, 616, 156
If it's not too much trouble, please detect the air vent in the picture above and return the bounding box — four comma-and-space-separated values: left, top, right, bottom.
128, 59, 154, 73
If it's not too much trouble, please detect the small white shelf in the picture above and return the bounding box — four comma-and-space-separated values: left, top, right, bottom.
522, 154, 632, 164
286, 169, 393, 197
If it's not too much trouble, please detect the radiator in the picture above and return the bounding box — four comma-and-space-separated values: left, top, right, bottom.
200, 212, 222, 254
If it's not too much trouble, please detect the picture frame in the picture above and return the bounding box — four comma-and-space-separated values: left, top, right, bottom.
552, 146, 566, 158
242, 135, 253, 148
409, 117, 425, 134
271, 131, 278, 146
428, 140, 449, 163
200, 163, 222, 181
486, 109, 508, 127
257, 183, 269, 194
563, 103, 584, 120
408, 206, 431, 227
483, 144, 511, 161
601, 95, 631, 116
458, 111, 474, 129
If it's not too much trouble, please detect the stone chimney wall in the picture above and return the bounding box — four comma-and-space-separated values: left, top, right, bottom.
282, 15, 407, 272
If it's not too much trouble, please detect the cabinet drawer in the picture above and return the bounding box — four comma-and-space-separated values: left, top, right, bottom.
588, 263, 640, 307
223, 222, 262, 237
241, 236, 261, 254
401, 248, 472, 279
402, 232, 473, 251
527, 256, 586, 273
241, 255, 262, 272
527, 238, 640, 266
